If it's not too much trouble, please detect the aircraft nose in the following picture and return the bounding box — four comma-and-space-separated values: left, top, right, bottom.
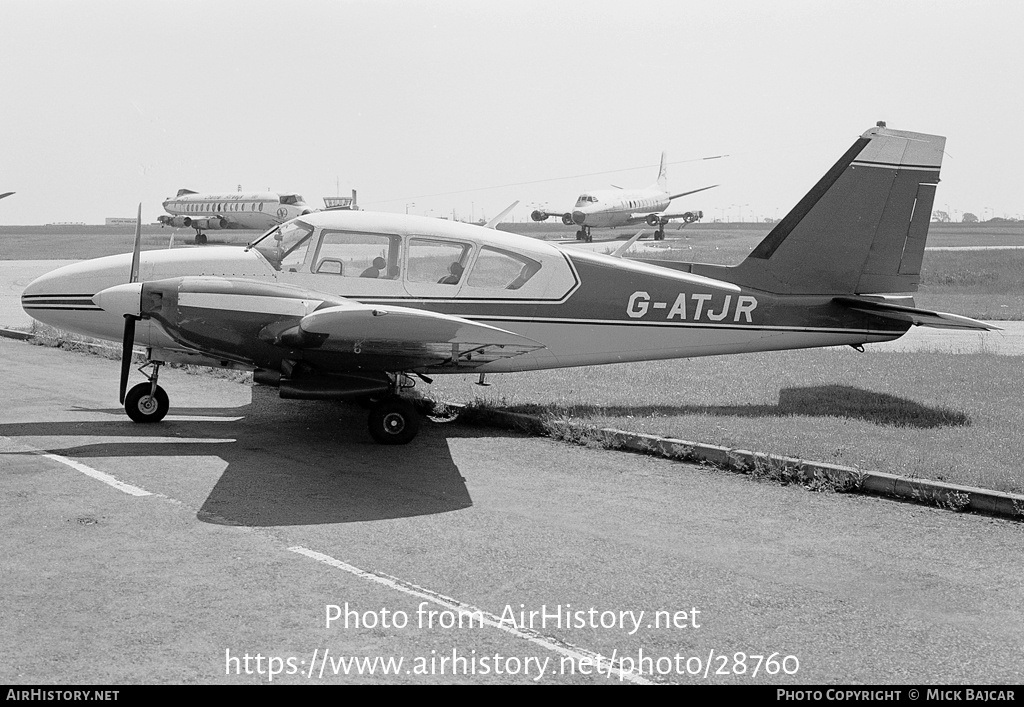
572, 210, 587, 225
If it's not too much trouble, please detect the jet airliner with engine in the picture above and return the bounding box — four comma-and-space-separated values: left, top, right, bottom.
530, 152, 715, 242
158, 189, 311, 244
23, 124, 997, 444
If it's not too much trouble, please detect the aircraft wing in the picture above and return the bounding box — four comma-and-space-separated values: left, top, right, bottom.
294, 301, 545, 368
833, 297, 1000, 331
668, 184, 718, 200
619, 210, 705, 228
116, 276, 545, 372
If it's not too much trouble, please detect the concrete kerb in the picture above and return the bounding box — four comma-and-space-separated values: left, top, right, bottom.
452, 404, 1024, 522
0, 327, 32, 341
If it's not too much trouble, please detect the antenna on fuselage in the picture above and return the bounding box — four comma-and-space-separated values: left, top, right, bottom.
484, 201, 519, 229
610, 230, 646, 258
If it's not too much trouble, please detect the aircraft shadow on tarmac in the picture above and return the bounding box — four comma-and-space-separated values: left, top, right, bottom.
0, 395, 511, 527
502, 384, 971, 429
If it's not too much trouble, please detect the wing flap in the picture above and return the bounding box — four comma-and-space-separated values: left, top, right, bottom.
833, 297, 1001, 331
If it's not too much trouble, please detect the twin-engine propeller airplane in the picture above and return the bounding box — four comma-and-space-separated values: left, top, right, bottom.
158, 189, 312, 245
530, 152, 715, 242
22, 123, 997, 444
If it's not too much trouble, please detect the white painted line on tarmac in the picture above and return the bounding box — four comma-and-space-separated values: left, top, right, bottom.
37, 450, 153, 497
288, 545, 654, 685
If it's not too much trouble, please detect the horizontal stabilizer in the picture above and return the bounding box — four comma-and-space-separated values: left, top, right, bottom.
833, 297, 1001, 331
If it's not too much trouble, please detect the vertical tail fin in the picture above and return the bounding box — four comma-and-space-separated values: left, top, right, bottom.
656, 151, 667, 191
721, 124, 944, 295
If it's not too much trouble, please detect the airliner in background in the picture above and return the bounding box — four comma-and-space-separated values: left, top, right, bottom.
158, 189, 311, 244
530, 153, 716, 242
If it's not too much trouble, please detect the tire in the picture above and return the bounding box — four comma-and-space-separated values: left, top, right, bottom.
124, 383, 169, 423
367, 398, 420, 445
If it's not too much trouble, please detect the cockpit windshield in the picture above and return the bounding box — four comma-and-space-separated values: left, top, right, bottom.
250, 219, 315, 271
574, 194, 598, 207
279, 194, 304, 205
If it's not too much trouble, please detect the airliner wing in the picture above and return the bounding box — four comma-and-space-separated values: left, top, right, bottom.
620, 210, 705, 227
668, 184, 718, 200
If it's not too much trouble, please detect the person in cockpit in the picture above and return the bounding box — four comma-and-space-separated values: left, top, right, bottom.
438, 261, 463, 285
360, 257, 387, 278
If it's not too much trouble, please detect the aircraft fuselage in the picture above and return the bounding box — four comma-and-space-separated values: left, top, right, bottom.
570, 187, 672, 228
159, 190, 309, 232
22, 212, 909, 377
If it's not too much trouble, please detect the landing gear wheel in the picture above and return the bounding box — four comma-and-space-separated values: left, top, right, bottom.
194, 233, 208, 245
124, 383, 169, 423
367, 397, 420, 445
575, 229, 585, 241
655, 228, 665, 241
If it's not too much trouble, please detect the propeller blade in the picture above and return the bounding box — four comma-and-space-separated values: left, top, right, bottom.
119, 315, 136, 404
129, 202, 142, 283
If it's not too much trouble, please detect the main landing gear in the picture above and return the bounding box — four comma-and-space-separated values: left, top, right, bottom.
193, 231, 208, 245
367, 396, 421, 445
363, 373, 423, 445
124, 362, 169, 423
120, 361, 425, 444
575, 226, 592, 242
653, 225, 666, 241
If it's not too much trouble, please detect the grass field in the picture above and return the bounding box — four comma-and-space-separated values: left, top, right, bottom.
428, 349, 1024, 495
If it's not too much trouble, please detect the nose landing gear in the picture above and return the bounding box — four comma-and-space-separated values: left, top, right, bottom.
124, 362, 168, 423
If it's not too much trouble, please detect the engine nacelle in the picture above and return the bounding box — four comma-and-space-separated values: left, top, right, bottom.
645, 214, 664, 227
561, 213, 575, 226
530, 210, 549, 222
187, 217, 226, 230
681, 210, 703, 224
158, 215, 190, 228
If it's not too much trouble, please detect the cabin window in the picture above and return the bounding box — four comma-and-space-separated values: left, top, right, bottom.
407, 238, 471, 285
314, 231, 402, 278
465, 247, 541, 290
252, 219, 315, 272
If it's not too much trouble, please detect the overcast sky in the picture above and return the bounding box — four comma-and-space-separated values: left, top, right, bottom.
2, 0, 1021, 226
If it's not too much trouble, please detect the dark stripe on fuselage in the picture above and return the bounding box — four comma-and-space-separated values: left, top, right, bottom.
22, 293, 101, 310
748, 137, 871, 261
